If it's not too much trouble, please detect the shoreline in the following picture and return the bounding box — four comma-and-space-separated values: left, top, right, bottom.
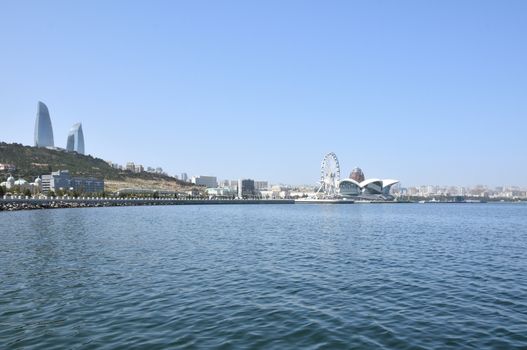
1, 198, 523, 212
0, 198, 295, 211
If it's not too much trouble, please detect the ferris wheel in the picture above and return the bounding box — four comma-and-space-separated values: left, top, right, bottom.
317, 152, 341, 198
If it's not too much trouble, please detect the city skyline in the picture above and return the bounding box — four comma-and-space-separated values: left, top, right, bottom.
1, 1, 526, 186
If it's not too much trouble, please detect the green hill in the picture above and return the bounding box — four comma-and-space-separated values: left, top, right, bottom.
0, 142, 192, 192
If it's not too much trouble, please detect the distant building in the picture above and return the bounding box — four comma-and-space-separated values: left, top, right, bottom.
254, 181, 269, 190
207, 187, 235, 198
34, 101, 54, 148
350, 167, 365, 183
238, 179, 256, 198
41, 170, 104, 194
338, 178, 399, 200
0, 163, 16, 172
4, 174, 15, 190
41, 170, 71, 193
70, 177, 105, 193
31, 177, 42, 195
191, 176, 217, 188
1, 176, 31, 192
270, 184, 290, 199
66, 123, 85, 154
338, 179, 362, 197
106, 160, 122, 170
146, 166, 163, 174
361, 179, 384, 195
126, 162, 135, 172
180, 173, 188, 182
14, 178, 29, 191
134, 164, 144, 173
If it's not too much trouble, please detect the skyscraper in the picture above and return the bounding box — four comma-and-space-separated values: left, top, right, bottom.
66, 123, 85, 154
34, 101, 54, 148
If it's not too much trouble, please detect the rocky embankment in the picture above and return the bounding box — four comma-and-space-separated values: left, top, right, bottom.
0, 201, 145, 211
0, 198, 295, 211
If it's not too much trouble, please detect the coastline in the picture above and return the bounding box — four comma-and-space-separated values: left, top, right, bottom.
0, 198, 295, 211
2, 197, 522, 212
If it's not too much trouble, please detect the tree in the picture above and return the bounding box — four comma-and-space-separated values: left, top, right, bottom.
23, 189, 31, 197
0, 186, 5, 196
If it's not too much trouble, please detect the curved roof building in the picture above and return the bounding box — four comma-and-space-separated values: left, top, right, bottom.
339, 179, 362, 197
382, 179, 400, 195
361, 178, 384, 195
66, 123, 85, 154
338, 177, 400, 199
34, 101, 54, 148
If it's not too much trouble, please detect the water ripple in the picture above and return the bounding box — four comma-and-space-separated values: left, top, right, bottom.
1, 204, 527, 349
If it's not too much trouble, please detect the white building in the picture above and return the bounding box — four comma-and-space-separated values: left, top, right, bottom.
126, 162, 135, 172
0, 163, 16, 172
338, 178, 400, 199
206, 187, 235, 198
254, 181, 269, 190
4, 174, 15, 190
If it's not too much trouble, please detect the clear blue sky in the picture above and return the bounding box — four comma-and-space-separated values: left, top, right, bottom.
1, 0, 526, 187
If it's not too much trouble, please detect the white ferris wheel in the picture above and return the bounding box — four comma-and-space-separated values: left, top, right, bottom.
317, 152, 341, 198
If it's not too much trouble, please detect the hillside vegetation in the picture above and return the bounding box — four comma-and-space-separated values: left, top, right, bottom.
0, 142, 193, 192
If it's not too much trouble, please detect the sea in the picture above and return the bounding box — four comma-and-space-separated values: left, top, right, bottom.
1, 203, 526, 349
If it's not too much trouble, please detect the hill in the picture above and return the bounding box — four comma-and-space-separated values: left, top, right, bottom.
0, 142, 195, 192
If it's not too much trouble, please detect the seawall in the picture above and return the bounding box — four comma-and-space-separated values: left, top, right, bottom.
0, 198, 295, 211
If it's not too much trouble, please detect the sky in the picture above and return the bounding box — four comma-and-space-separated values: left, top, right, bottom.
1, 0, 526, 187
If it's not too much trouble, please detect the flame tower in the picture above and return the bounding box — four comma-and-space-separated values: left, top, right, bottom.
66, 123, 85, 154
34, 101, 54, 148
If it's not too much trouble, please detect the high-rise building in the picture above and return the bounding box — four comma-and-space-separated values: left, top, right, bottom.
238, 179, 256, 198
34, 101, 54, 148
180, 173, 188, 182
66, 123, 85, 154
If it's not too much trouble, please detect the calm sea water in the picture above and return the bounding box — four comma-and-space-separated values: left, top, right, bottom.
1, 204, 526, 349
